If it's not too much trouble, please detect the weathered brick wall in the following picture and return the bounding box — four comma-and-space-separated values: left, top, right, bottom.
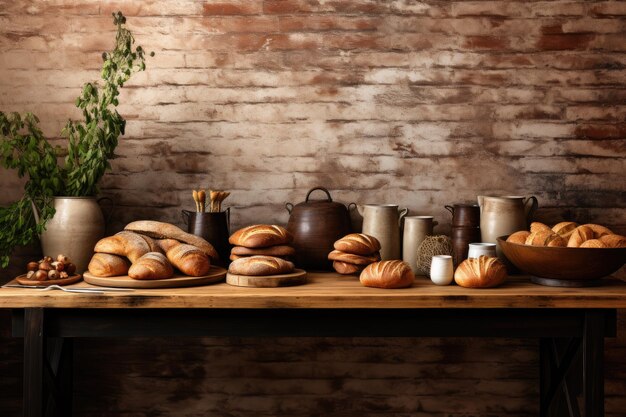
1, 1, 625, 416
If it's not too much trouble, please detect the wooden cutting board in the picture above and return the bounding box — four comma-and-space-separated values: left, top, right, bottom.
83, 266, 227, 289
16, 274, 82, 287
226, 269, 307, 288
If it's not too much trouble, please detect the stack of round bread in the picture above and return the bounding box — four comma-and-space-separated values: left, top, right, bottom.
507, 222, 626, 248
227, 225, 296, 276
87, 221, 218, 280
328, 233, 381, 275
359, 260, 414, 289
228, 224, 295, 261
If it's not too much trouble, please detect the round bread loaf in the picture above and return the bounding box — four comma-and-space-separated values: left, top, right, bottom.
530, 222, 551, 233
231, 245, 295, 257
567, 225, 595, 247
599, 234, 626, 248
580, 239, 607, 248
228, 255, 294, 276
333, 261, 364, 275
328, 250, 380, 265
583, 224, 613, 239
359, 260, 414, 289
552, 222, 578, 239
333, 233, 381, 255
229, 225, 293, 248
454, 256, 507, 288
525, 231, 566, 247
507, 230, 530, 244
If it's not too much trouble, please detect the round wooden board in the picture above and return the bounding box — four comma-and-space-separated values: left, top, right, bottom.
16, 274, 82, 287
226, 269, 307, 288
83, 266, 227, 289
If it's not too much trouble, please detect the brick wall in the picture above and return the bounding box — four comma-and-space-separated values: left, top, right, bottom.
1, 0, 625, 416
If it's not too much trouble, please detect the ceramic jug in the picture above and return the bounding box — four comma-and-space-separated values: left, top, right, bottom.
477, 195, 538, 243
402, 216, 438, 274
359, 204, 408, 261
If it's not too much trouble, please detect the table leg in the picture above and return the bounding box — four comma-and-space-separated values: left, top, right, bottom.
583, 311, 604, 417
23, 308, 44, 417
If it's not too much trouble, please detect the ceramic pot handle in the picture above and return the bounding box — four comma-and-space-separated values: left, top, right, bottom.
305, 187, 332, 202
398, 207, 409, 226
524, 196, 539, 225
285, 203, 294, 214
444, 205, 454, 215
225, 207, 231, 233
97, 197, 115, 227
347, 202, 357, 211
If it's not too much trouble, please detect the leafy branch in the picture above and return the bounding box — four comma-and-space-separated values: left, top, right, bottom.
0, 12, 152, 267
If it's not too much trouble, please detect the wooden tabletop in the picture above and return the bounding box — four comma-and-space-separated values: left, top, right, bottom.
2, 273, 626, 309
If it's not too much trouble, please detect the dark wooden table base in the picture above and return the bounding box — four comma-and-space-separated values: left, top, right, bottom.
12, 308, 617, 417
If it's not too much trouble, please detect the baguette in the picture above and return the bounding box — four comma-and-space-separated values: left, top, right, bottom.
359, 260, 414, 289
128, 252, 174, 280
333, 233, 381, 255
164, 242, 211, 276
87, 253, 130, 277
228, 255, 294, 276
125, 221, 218, 260
94, 231, 159, 263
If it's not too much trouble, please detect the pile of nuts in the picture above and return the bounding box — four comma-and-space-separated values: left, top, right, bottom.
26, 255, 77, 281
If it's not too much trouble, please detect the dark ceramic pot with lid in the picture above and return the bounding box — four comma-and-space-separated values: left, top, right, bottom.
286, 187, 355, 270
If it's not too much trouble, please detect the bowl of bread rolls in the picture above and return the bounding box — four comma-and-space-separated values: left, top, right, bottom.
497, 222, 626, 286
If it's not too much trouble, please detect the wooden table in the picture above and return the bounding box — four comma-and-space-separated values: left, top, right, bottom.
3, 273, 626, 417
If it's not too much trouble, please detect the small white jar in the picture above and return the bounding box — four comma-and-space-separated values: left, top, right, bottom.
430, 255, 454, 286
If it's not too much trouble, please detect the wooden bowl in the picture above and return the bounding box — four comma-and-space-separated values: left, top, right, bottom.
497, 236, 626, 286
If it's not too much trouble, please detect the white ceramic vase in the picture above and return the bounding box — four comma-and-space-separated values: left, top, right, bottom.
36, 197, 106, 273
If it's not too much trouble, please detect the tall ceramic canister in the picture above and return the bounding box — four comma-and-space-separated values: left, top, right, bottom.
359, 204, 408, 261
402, 216, 437, 274
477, 195, 538, 243
286, 187, 355, 270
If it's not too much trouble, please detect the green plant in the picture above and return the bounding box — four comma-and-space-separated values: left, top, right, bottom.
0, 12, 153, 267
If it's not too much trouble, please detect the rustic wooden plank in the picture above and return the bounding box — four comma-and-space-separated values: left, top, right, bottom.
2, 274, 626, 309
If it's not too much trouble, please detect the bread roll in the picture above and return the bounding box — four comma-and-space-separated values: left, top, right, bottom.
87, 253, 130, 277
599, 234, 626, 248
333, 233, 381, 255
552, 222, 578, 239
229, 253, 290, 261
454, 256, 507, 288
567, 225, 595, 247
530, 222, 551, 233
360, 261, 414, 289
165, 242, 211, 276
328, 250, 380, 265
583, 224, 613, 239
580, 239, 607, 248
94, 231, 159, 263
125, 221, 218, 260
229, 225, 293, 248
507, 231, 530, 244
228, 256, 294, 276
231, 245, 295, 257
525, 231, 566, 247
128, 252, 174, 280
333, 261, 364, 275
